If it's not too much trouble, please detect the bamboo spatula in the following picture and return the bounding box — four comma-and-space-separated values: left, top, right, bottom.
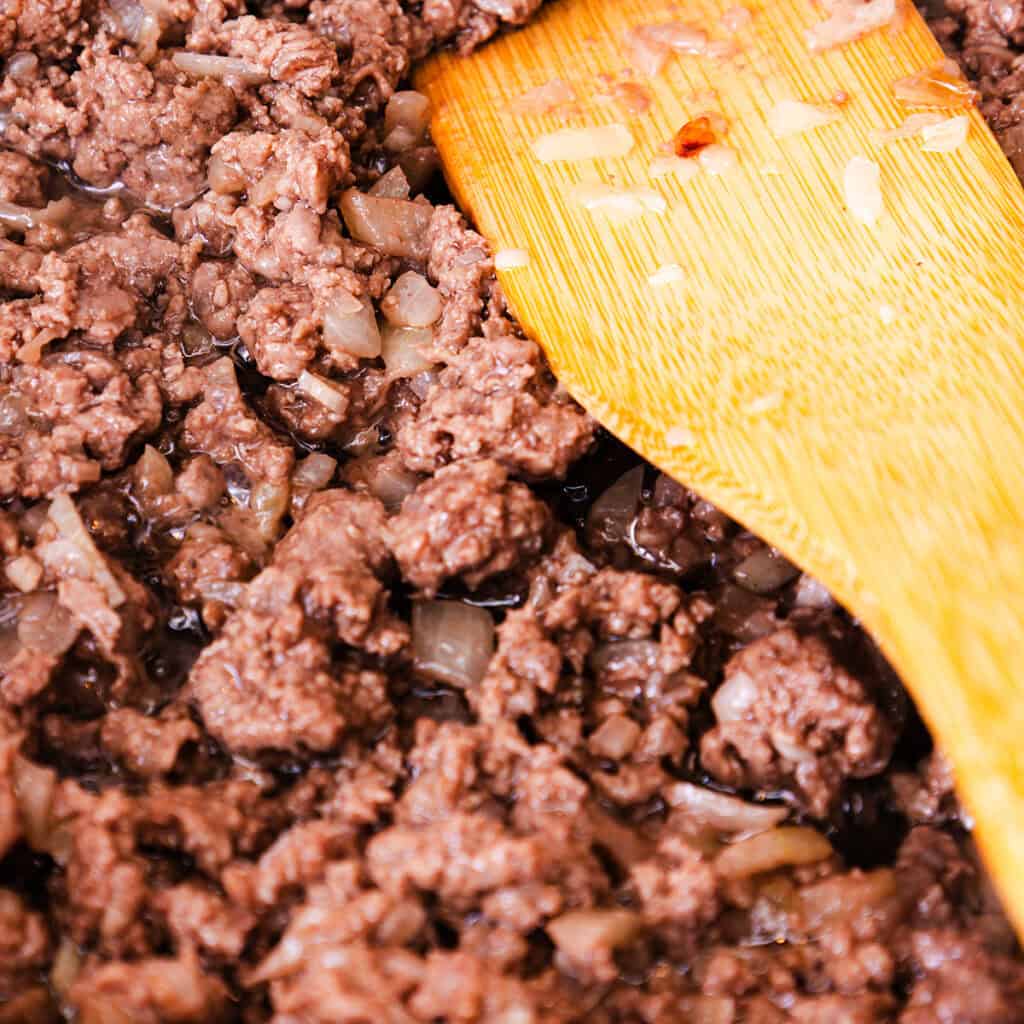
416, 0, 1024, 932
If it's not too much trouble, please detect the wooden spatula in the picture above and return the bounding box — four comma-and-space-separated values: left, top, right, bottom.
416, 0, 1024, 932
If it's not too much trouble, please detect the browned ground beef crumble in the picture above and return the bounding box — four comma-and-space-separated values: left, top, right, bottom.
0, 0, 1022, 1021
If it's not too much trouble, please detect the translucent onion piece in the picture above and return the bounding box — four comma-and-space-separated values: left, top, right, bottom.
843, 156, 883, 225
768, 100, 839, 137
571, 183, 667, 218
368, 166, 411, 199
648, 155, 701, 182
715, 826, 834, 878
385, 91, 431, 140
508, 78, 578, 115
381, 324, 434, 378
11, 753, 57, 852
494, 248, 530, 270
588, 715, 642, 759
50, 938, 81, 997
47, 494, 125, 607
733, 547, 799, 593
17, 592, 79, 656
412, 599, 495, 688
870, 112, 947, 145
135, 444, 174, 499
532, 124, 634, 162
347, 454, 421, 511
292, 452, 337, 492
806, 0, 897, 53
5, 555, 42, 593
323, 294, 381, 360
6, 52, 38, 83
172, 51, 269, 85
586, 465, 643, 547
380, 272, 443, 327
547, 910, 642, 959
892, 61, 975, 109
665, 781, 788, 836
920, 114, 969, 152
340, 190, 432, 260
297, 370, 348, 414
250, 481, 290, 542
698, 144, 738, 175
793, 573, 835, 609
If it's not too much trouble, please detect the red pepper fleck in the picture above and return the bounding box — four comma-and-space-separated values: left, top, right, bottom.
673, 116, 717, 157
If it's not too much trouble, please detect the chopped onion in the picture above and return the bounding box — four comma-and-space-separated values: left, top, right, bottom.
369, 166, 411, 199
571, 183, 666, 218
381, 324, 434, 378
172, 51, 268, 85
648, 156, 701, 183
17, 592, 79, 656
715, 826, 834, 878
323, 294, 381, 360
920, 114, 969, 152
793, 573, 834, 609
768, 100, 838, 137
381, 272, 442, 327
532, 124, 634, 162
47, 494, 125, 607
495, 248, 530, 270
665, 782, 788, 836
711, 669, 758, 723
590, 638, 660, 679
892, 60, 975, 109
733, 547, 799, 593
297, 370, 348, 415
292, 452, 337, 492
648, 263, 684, 287
698, 144, 738, 175
843, 156, 882, 226
50, 938, 81, 997
806, 0, 897, 53
624, 26, 670, 77
347, 453, 421, 511
870, 112, 947, 145
135, 444, 174, 499
250, 481, 290, 542
508, 78, 578, 115
548, 910, 642, 959
412, 599, 495, 688
11, 753, 57, 853
5, 555, 42, 593
340, 190, 432, 260
385, 91, 430, 140
586, 466, 643, 548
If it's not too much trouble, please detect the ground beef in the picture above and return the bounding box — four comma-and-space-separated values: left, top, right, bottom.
700, 627, 895, 817
396, 330, 597, 479
0, 1, 1021, 1021
389, 458, 551, 593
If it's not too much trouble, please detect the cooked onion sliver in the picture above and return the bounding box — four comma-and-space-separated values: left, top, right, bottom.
495, 248, 530, 270
323, 294, 381, 360
47, 494, 125, 607
292, 452, 337, 492
532, 124, 634, 162
716, 826, 834, 878
698, 144, 738, 175
297, 370, 348, 414
572, 183, 667, 218
665, 781, 788, 836
412, 600, 494, 688
340, 190, 432, 260
547, 910, 642, 960
368, 166, 410, 198
843, 156, 883, 226
768, 100, 839, 137
6, 555, 42, 593
648, 156, 701, 183
384, 91, 430, 140
381, 324, 434, 378
870, 112, 947, 145
920, 114, 969, 152
381, 272, 442, 327
508, 78, 577, 115
172, 51, 268, 85
892, 61, 975, 109
806, 0, 897, 52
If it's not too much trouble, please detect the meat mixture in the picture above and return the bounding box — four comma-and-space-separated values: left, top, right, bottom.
0, 0, 1022, 1021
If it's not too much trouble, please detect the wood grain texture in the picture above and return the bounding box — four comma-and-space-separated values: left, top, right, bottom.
416, 0, 1024, 932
